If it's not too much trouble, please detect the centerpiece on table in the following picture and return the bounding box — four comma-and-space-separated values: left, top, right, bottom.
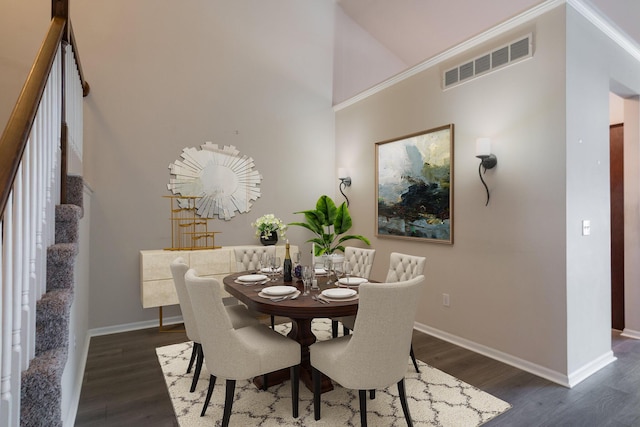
289, 195, 370, 263
252, 213, 287, 246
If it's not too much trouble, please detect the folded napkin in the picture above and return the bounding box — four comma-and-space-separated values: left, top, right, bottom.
314, 268, 327, 275
261, 267, 282, 273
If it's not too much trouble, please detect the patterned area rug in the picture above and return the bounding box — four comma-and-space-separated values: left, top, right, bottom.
156, 319, 511, 426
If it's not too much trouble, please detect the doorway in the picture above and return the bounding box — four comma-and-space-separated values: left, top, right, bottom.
610, 123, 624, 331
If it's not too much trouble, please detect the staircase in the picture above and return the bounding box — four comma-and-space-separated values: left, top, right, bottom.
20, 176, 83, 427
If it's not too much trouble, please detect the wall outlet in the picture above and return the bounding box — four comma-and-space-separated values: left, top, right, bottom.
442, 293, 450, 307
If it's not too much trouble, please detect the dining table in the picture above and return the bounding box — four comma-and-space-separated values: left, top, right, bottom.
223, 271, 360, 393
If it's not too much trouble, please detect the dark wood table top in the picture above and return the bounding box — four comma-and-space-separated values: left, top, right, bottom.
223, 272, 359, 319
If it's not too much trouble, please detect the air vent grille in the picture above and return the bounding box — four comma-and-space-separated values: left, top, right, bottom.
443, 33, 532, 89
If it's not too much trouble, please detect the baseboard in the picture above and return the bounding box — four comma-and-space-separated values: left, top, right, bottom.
414, 321, 572, 387
566, 350, 616, 387
64, 336, 90, 427
89, 315, 184, 337
621, 328, 640, 339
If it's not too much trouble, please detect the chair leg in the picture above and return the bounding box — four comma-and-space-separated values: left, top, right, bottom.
343, 326, 350, 336
187, 342, 199, 374
262, 374, 268, 390
359, 389, 368, 427
331, 320, 339, 338
190, 345, 204, 392
222, 379, 236, 427
369, 389, 375, 399
312, 367, 321, 420
271, 315, 275, 329
201, 375, 216, 417
398, 379, 413, 427
410, 344, 420, 373
290, 365, 300, 418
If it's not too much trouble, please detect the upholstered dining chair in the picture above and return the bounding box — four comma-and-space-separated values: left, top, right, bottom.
338, 251, 425, 372
310, 275, 425, 427
233, 246, 277, 328
233, 246, 276, 273
331, 246, 376, 338
185, 269, 301, 426
169, 258, 259, 392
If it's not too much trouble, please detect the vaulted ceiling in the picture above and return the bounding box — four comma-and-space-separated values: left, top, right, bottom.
337, 0, 640, 69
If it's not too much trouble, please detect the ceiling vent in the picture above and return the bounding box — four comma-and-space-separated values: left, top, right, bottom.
443, 33, 532, 89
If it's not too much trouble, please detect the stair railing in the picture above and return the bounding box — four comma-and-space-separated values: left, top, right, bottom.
0, 0, 88, 424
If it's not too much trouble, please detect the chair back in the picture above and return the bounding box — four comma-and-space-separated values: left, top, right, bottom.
169, 257, 199, 343
385, 252, 426, 282
233, 246, 276, 272
185, 269, 263, 379
346, 275, 425, 387
344, 246, 376, 279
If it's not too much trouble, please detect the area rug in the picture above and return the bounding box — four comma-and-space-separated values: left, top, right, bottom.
156, 319, 511, 426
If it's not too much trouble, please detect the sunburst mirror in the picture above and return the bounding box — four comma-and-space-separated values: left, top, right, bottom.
167, 142, 262, 220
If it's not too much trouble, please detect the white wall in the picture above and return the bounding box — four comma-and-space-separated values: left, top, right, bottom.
0, 0, 50, 130
336, 6, 570, 375
333, 6, 407, 105
565, 4, 640, 376
71, 0, 337, 329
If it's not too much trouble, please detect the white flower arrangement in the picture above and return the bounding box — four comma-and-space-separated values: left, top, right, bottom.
252, 214, 287, 239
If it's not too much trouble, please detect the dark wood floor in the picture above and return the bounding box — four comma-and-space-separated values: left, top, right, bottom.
75, 319, 640, 426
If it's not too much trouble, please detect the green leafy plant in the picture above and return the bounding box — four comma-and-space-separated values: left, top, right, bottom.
289, 195, 370, 256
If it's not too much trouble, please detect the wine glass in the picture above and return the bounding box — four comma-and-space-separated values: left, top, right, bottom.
341, 262, 352, 286
270, 256, 281, 281
302, 265, 313, 295
324, 257, 333, 286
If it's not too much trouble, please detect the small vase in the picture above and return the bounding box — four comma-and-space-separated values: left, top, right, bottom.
260, 231, 278, 246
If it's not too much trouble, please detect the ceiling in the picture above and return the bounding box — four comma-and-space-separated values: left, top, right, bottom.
337, 0, 640, 68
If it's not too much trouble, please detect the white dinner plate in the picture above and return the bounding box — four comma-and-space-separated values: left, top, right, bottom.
237, 274, 268, 282
338, 277, 368, 286
262, 286, 297, 296
322, 288, 357, 299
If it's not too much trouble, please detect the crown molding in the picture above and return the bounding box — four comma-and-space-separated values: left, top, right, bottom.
334, 0, 640, 111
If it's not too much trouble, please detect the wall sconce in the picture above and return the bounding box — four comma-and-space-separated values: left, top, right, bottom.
476, 138, 497, 206
338, 168, 351, 206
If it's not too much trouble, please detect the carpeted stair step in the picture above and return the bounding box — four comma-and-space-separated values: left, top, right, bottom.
65, 174, 84, 216
35, 288, 73, 355
20, 347, 67, 427
55, 204, 82, 244
46, 243, 78, 291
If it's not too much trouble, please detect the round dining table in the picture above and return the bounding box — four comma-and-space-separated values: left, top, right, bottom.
223, 271, 359, 393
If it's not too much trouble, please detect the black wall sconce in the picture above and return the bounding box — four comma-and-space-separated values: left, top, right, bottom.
476, 138, 497, 206
338, 168, 351, 206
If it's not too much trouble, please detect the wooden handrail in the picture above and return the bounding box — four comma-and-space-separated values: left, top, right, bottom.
68, 21, 90, 97
0, 17, 65, 221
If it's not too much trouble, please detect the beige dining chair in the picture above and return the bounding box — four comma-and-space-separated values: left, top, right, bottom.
331, 246, 376, 338
185, 269, 301, 425
338, 251, 425, 373
310, 275, 425, 426
170, 258, 259, 392
233, 246, 276, 273
233, 246, 277, 328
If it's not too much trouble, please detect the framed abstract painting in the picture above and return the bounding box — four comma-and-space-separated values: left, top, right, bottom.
375, 124, 454, 244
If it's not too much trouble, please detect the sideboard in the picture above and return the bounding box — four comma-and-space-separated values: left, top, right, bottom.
140, 245, 299, 328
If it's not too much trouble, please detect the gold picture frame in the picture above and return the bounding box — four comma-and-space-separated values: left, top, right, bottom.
375, 124, 454, 244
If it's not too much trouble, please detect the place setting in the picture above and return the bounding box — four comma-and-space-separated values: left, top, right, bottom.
258, 285, 300, 301
234, 273, 269, 286
318, 287, 359, 302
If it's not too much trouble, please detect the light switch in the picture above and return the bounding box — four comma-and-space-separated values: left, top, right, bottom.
582, 220, 591, 236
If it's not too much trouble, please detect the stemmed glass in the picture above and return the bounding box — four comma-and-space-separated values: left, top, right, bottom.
324, 257, 334, 286
341, 262, 352, 286
302, 265, 313, 295
270, 256, 281, 282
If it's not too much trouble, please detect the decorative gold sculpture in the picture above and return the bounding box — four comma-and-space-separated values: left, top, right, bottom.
164, 196, 220, 250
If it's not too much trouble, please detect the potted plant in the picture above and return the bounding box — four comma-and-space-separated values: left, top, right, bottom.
252, 214, 287, 246
289, 195, 370, 257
